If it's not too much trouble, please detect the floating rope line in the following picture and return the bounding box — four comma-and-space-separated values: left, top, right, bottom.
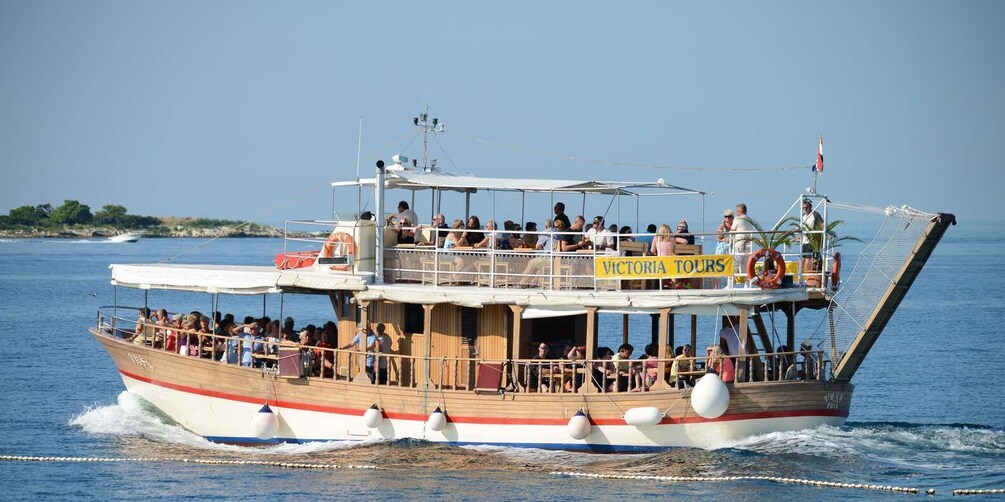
550, 471, 933, 495
445, 131, 811, 172
954, 489, 1005, 496
0, 455, 377, 470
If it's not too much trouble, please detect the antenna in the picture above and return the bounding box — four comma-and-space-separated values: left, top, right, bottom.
412, 105, 444, 172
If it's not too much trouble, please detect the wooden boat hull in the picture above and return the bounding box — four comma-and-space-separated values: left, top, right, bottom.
94, 330, 852, 451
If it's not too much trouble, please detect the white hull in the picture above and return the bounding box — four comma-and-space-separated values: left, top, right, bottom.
122, 373, 846, 451
108, 233, 142, 243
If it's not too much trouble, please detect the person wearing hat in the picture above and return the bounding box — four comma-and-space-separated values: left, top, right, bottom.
715, 210, 733, 255
800, 198, 825, 283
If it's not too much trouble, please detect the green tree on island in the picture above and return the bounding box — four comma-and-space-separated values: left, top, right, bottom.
48, 200, 93, 225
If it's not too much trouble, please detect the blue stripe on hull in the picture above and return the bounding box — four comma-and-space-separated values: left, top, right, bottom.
204, 436, 671, 453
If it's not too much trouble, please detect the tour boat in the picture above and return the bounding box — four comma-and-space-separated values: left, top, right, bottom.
90, 127, 955, 451
107, 232, 142, 243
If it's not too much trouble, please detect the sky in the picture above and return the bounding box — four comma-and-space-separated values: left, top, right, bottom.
1, 1, 1001, 232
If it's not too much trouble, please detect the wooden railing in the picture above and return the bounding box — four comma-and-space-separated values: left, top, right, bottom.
97, 307, 827, 395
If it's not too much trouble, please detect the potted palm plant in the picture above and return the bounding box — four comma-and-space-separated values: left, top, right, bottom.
745, 217, 798, 286
798, 218, 862, 287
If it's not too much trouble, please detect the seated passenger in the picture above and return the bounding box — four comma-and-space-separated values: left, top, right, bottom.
564, 345, 586, 391
670, 344, 695, 388
675, 220, 695, 245
651, 224, 676, 256
636, 224, 657, 248
460, 215, 483, 248
529, 343, 553, 392
640, 343, 659, 390
520, 221, 539, 249
395, 217, 416, 244
706, 345, 735, 383
800, 340, 818, 380
443, 219, 466, 249
612, 343, 634, 392
591, 346, 616, 392
127, 307, 153, 345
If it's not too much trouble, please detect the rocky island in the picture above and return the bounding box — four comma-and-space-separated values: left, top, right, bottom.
0, 200, 283, 238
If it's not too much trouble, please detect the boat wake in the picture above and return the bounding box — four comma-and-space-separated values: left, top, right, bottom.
69, 391, 361, 455
67, 393, 1005, 483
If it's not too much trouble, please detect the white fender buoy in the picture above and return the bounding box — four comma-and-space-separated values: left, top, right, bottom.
362, 404, 383, 429
567, 409, 592, 439
623, 406, 663, 426
427, 407, 447, 432
690, 373, 730, 419
251, 404, 279, 440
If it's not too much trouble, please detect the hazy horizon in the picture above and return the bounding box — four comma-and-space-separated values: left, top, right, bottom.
2, 1, 1001, 232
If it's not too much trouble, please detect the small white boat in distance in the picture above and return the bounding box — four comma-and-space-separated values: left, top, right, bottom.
108, 232, 142, 243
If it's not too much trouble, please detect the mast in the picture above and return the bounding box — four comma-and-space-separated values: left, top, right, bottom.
412, 107, 444, 172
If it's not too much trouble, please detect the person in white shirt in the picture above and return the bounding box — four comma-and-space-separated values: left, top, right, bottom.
387, 201, 419, 230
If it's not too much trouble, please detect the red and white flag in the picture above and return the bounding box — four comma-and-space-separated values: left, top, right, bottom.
814, 135, 824, 173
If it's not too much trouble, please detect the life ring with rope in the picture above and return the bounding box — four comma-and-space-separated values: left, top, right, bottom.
746, 247, 786, 289
321, 231, 356, 272
831, 252, 841, 290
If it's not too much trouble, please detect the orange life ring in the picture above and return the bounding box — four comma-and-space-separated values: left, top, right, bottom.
746, 247, 786, 289
831, 252, 841, 290
321, 231, 356, 272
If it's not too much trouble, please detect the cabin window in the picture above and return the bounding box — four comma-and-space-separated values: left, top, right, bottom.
460, 307, 478, 346
404, 303, 425, 334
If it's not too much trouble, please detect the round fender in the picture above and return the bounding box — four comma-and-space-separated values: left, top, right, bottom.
251, 404, 279, 440
623, 406, 663, 426
427, 407, 447, 432
567, 409, 592, 439
690, 374, 730, 419
362, 404, 383, 429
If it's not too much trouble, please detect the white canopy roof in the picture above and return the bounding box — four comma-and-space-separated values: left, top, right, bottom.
111, 264, 282, 295
332, 170, 704, 196
110, 264, 369, 295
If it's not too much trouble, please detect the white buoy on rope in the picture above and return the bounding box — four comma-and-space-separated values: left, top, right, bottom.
690, 374, 730, 419
251, 404, 279, 440
362, 404, 383, 428
427, 407, 447, 432
623, 407, 663, 426
567, 409, 592, 439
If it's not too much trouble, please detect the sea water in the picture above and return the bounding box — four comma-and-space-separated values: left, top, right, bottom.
0, 225, 1003, 500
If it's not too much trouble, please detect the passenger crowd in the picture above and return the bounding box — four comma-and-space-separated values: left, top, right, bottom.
382, 200, 707, 254
124, 309, 392, 383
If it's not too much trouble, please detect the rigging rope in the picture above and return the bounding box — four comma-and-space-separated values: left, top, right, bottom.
445, 131, 811, 172
158, 130, 415, 264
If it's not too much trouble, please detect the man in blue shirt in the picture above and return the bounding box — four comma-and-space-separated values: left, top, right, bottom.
636, 224, 657, 247
342, 327, 378, 383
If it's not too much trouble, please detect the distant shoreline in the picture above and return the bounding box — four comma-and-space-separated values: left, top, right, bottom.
0, 225, 283, 239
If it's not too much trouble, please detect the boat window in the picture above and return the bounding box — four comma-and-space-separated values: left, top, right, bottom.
404, 303, 424, 334
460, 307, 478, 344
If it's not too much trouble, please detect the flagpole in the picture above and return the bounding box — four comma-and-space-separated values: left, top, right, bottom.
812, 134, 823, 195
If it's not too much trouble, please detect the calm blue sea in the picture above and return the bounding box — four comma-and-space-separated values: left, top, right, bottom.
1, 223, 1003, 500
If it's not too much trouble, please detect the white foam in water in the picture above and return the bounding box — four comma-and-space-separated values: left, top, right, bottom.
69, 391, 363, 454
728, 423, 1005, 471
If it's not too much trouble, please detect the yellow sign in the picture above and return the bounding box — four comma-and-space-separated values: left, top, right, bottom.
595, 255, 735, 280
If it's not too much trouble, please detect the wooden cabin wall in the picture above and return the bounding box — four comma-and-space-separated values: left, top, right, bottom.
477, 304, 509, 361
430, 304, 461, 388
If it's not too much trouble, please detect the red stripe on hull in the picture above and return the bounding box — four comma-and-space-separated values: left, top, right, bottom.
119, 367, 848, 426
